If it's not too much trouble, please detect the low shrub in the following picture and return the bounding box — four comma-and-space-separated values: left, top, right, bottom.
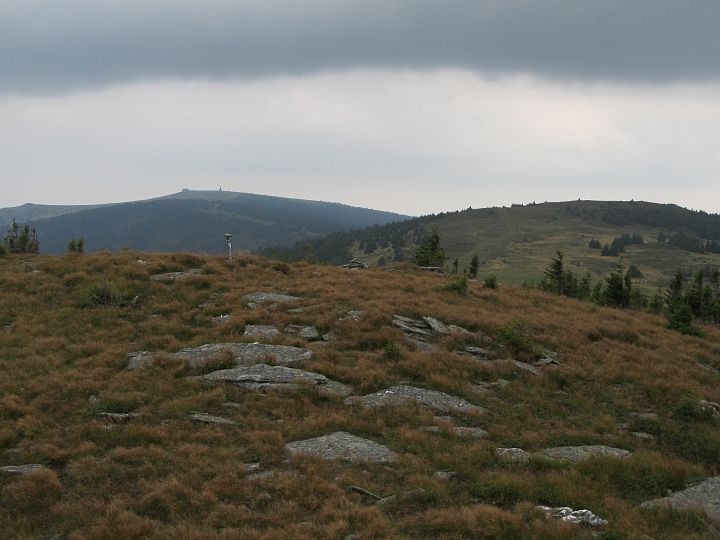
79, 279, 129, 308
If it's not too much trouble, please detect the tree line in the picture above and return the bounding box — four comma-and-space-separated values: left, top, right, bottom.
535, 250, 719, 335
0, 220, 40, 256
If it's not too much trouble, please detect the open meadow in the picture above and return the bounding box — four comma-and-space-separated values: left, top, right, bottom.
1, 251, 719, 539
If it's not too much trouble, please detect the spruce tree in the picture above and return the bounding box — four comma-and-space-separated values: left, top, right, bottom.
469, 255, 479, 278
543, 251, 565, 295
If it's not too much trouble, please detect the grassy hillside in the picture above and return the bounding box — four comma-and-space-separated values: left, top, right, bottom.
1, 251, 719, 538
18, 191, 409, 254
266, 200, 720, 290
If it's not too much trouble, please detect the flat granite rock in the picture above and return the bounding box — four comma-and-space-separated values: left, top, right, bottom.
543, 445, 631, 462
496, 448, 533, 462
285, 431, 397, 462
346, 385, 484, 415
641, 476, 720, 522
203, 364, 352, 397
242, 292, 300, 303
128, 342, 313, 369
0, 464, 44, 475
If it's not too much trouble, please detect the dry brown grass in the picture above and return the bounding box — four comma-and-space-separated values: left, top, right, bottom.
1, 251, 719, 538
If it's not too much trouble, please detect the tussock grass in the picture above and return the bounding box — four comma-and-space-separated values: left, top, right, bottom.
0, 251, 719, 538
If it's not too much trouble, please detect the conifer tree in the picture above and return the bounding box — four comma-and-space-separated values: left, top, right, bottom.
469, 255, 479, 278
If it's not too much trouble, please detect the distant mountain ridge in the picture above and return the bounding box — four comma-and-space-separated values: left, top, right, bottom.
4, 190, 410, 254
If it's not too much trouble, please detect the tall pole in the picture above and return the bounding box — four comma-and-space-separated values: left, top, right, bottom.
224, 234, 232, 262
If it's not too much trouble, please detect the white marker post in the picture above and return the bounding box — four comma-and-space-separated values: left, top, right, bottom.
224, 233, 233, 262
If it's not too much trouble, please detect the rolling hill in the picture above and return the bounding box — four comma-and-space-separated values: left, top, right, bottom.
3, 191, 410, 254
263, 200, 720, 289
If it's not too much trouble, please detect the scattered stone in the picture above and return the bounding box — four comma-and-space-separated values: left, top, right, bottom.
242, 292, 300, 304
344, 534, 360, 540
699, 400, 720, 419
137, 259, 146, 264
419, 266, 442, 272
223, 402, 242, 408
535, 357, 563, 367
423, 316, 451, 334
202, 364, 352, 397
212, 315, 231, 324
615, 423, 629, 430
348, 485, 382, 500
321, 332, 335, 342
0, 464, 44, 475
482, 359, 542, 376
698, 362, 720, 375
285, 431, 397, 462
98, 412, 138, 424
189, 413, 238, 426
149, 269, 202, 282
538, 506, 608, 526
433, 471, 457, 480
630, 412, 659, 420
632, 432, 655, 440
641, 475, 720, 522
198, 302, 215, 309
244, 325, 279, 337
543, 445, 631, 462
243, 462, 261, 472
291, 326, 318, 340
448, 324, 474, 336
542, 349, 558, 358
496, 448, 532, 462
453, 427, 489, 438
347, 385, 484, 415
340, 259, 369, 269
377, 488, 426, 507
247, 302, 259, 310
129, 342, 313, 369
126, 351, 153, 370
465, 346, 489, 356
88, 395, 100, 405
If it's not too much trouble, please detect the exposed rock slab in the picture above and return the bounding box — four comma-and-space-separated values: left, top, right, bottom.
347, 385, 484, 414
0, 464, 44, 475
189, 413, 238, 425
242, 292, 300, 303
126, 351, 153, 370
340, 259, 369, 269
285, 431, 397, 462
128, 342, 313, 369
244, 325, 279, 337
543, 445, 631, 462
641, 475, 720, 522
630, 412, 659, 420
392, 318, 432, 336
472, 379, 509, 393
538, 506, 608, 526
202, 364, 352, 397
149, 269, 202, 282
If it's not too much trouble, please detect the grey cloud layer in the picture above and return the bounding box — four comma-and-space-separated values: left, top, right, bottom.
2, 0, 719, 93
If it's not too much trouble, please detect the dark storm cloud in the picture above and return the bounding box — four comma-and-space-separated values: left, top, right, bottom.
2, 0, 719, 93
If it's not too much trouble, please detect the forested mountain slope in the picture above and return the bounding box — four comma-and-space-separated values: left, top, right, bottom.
18, 191, 409, 254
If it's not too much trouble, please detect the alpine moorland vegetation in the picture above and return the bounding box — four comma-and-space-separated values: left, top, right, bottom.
1, 250, 719, 539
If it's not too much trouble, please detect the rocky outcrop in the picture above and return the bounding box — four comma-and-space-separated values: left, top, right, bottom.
127, 343, 313, 369
538, 506, 608, 526
285, 431, 397, 462
202, 364, 352, 397
641, 475, 720, 523
339, 259, 369, 269
347, 385, 484, 415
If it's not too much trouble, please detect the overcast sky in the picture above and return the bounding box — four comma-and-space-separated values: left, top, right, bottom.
1, 1, 719, 215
